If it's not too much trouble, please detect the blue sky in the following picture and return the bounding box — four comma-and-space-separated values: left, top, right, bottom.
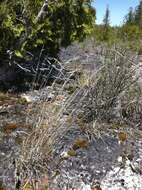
93, 0, 140, 26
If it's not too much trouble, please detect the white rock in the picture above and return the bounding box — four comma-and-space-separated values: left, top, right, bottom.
82, 184, 91, 190
21, 94, 33, 103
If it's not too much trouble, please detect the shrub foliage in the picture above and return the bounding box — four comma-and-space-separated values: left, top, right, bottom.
0, 0, 96, 60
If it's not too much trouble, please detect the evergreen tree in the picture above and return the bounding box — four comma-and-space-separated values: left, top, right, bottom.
125, 7, 134, 25
134, 0, 142, 28
102, 5, 110, 41
103, 5, 110, 27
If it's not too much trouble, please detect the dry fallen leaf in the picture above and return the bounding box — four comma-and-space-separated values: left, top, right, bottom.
72, 138, 89, 150
118, 131, 127, 142
4, 123, 18, 134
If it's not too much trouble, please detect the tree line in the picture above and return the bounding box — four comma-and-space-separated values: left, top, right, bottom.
94, 0, 142, 53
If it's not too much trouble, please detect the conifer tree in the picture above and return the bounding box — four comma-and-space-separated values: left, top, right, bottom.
103, 5, 110, 28
102, 5, 110, 41
134, 0, 142, 28
125, 7, 134, 25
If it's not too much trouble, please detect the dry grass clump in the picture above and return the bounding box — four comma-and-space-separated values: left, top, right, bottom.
15, 103, 65, 189
13, 44, 142, 189
65, 46, 141, 123
14, 101, 70, 189
13, 67, 74, 189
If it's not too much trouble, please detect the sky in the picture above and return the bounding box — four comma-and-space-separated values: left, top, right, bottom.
93, 0, 140, 26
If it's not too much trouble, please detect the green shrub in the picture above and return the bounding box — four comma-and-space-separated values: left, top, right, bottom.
0, 0, 96, 60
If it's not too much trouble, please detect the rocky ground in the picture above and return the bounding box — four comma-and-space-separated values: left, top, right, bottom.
0, 42, 142, 190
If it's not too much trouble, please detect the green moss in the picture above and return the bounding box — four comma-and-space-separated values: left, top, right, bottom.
17, 97, 28, 105
67, 149, 77, 157
64, 85, 78, 94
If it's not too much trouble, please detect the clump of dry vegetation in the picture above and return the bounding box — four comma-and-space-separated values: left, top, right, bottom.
12, 44, 142, 189
65, 45, 141, 124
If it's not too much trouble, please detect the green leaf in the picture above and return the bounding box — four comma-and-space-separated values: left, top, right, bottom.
15, 50, 23, 58
36, 38, 44, 44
